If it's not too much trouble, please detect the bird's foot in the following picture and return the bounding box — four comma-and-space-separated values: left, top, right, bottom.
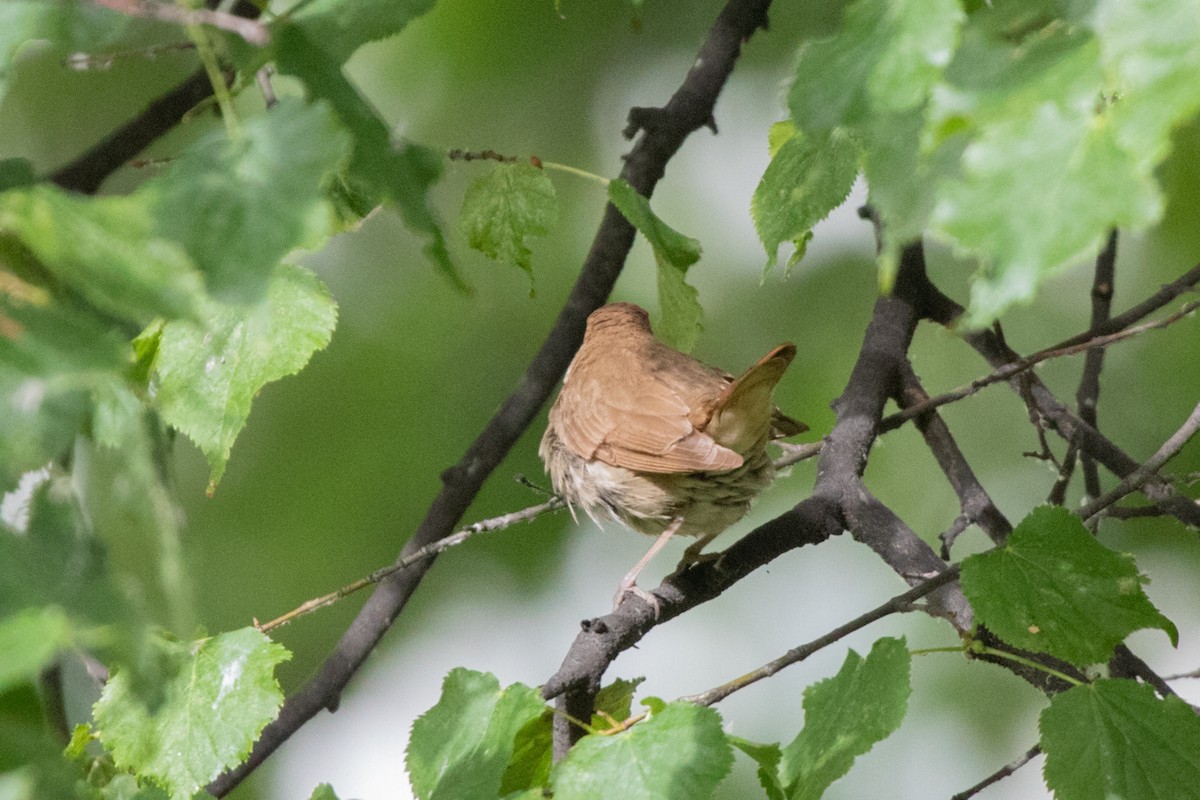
613, 579, 661, 618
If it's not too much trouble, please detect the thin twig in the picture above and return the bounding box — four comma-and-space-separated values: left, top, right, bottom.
681, 566, 961, 707
950, 745, 1042, 800
92, 0, 269, 44
883, 299, 1200, 431
1079, 400, 1200, 523
256, 498, 566, 633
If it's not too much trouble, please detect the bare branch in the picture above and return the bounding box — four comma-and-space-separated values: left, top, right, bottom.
951, 745, 1043, 800
1076, 230, 1119, 498
682, 566, 961, 707
1080, 400, 1200, 523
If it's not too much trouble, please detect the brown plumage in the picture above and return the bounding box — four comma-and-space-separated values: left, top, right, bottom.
539, 302, 805, 609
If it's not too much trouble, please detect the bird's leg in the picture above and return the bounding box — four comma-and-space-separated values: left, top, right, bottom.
614, 516, 684, 616
666, 531, 721, 580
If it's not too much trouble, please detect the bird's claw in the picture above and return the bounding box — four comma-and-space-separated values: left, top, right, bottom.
613, 580, 661, 618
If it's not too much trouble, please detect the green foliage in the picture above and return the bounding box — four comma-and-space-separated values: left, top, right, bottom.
93, 627, 289, 800
459, 162, 558, 287
0, 606, 71, 694
607, 179, 703, 351
156, 262, 337, 492
765, 0, 1198, 323
752, 127, 859, 277
961, 506, 1177, 665
1040, 679, 1200, 800
778, 637, 911, 800
406, 668, 546, 800
551, 702, 734, 800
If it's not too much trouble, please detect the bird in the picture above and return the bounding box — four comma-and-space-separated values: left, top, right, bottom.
539, 301, 805, 613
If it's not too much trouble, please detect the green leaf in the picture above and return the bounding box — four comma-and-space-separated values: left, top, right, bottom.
550, 702, 733, 800
728, 736, 785, 800
0, 607, 72, 694
960, 506, 1178, 665
93, 627, 290, 800
752, 129, 859, 277
498, 708, 553, 796
593, 677, 645, 726
1093, 0, 1200, 169
274, 24, 463, 291
308, 784, 341, 800
156, 263, 337, 492
1041, 679, 1200, 800
788, 0, 963, 134
780, 637, 911, 800
153, 98, 351, 303
0, 186, 206, 324
0, 159, 34, 192
407, 668, 547, 800
286, 0, 435, 66
459, 162, 557, 288
607, 179, 703, 351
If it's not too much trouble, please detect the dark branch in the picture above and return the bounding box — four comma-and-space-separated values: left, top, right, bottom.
895, 361, 1011, 556
1076, 230, 1118, 498
209, 0, 777, 792
951, 745, 1042, 800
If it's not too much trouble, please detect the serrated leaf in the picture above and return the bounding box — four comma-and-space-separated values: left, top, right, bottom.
752, 130, 859, 278
932, 102, 1160, 326
1041, 679, 1200, 800
0, 186, 205, 324
0, 607, 72, 694
94, 627, 289, 800
607, 179, 703, 351
286, 0, 435, 66
156, 263, 337, 492
728, 736, 785, 800
407, 668, 547, 800
274, 24, 463, 291
961, 506, 1178, 665
780, 637, 911, 800
153, 98, 350, 303
1093, 0, 1200, 169
550, 702, 733, 800
459, 162, 557, 286
788, 0, 962, 134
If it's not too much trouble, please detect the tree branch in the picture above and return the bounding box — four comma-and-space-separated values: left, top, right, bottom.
209, 0, 775, 792
1076, 230, 1118, 499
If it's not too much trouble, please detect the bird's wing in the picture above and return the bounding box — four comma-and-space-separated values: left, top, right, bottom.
554, 372, 743, 474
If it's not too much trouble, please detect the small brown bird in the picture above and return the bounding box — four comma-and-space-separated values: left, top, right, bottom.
539, 302, 805, 611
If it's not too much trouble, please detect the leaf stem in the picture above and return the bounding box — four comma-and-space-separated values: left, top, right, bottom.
969, 643, 1085, 687
187, 23, 241, 142
541, 161, 610, 188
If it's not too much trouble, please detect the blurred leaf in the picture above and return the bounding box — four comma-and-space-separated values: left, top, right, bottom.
779, 637, 911, 800
273, 24, 463, 290
788, 0, 962, 134
308, 784, 341, 800
0, 187, 205, 324
0, 606, 71, 694
93, 627, 289, 800
153, 98, 351, 303
728, 736, 785, 800
459, 162, 557, 289
550, 702, 733, 800
961, 506, 1178, 665
0, 683, 82, 798
285, 0, 435, 66
607, 179, 703, 351
407, 668, 546, 800
156, 263, 337, 492
929, 41, 1161, 325
752, 129, 859, 277
1093, 0, 1200, 168
0, 159, 34, 192
1041, 679, 1200, 800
